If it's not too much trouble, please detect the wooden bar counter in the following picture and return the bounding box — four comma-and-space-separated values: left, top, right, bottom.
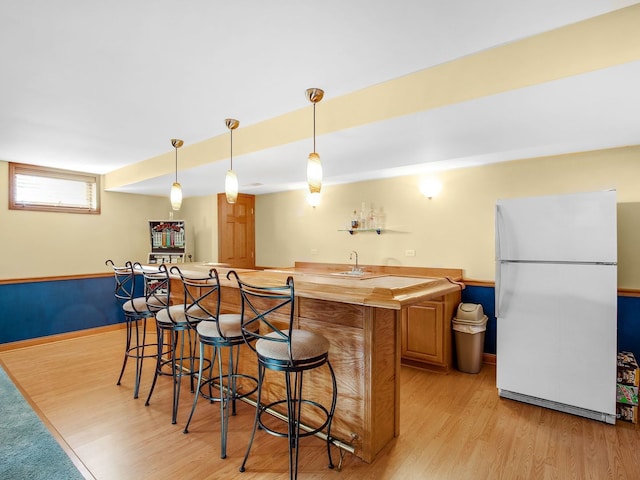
169, 262, 463, 463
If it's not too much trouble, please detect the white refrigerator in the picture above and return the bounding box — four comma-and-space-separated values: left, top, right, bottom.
495, 190, 617, 424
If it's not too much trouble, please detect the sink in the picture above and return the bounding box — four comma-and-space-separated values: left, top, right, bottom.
330, 270, 366, 276
326, 270, 388, 280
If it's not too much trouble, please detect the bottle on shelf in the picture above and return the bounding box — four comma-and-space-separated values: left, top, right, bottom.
359, 202, 367, 229
368, 204, 376, 230
351, 210, 359, 229
376, 207, 386, 229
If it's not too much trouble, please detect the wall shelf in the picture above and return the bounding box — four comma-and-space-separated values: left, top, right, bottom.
339, 228, 382, 235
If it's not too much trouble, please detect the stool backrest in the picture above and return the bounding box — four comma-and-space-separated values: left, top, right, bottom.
171, 266, 225, 331
227, 270, 295, 361
105, 259, 137, 305
134, 262, 170, 313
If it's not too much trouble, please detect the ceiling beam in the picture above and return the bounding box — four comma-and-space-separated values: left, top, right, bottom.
104, 4, 640, 191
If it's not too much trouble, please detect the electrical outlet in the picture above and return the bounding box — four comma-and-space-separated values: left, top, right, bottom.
311, 248, 319, 255
405, 249, 416, 257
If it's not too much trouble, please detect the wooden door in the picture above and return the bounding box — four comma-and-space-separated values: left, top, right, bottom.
217, 193, 255, 269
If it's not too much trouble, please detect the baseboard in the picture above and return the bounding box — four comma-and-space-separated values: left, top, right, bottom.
483, 353, 496, 366
0, 323, 125, 352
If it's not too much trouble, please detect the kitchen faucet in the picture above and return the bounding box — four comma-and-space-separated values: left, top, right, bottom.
350, 251, 361, 273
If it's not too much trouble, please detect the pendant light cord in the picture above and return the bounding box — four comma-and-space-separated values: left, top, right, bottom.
230, 129, 234, 170
174, 147, 178, 182
313, 102, 316, 153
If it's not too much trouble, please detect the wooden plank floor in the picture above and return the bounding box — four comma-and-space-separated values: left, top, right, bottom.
1, 328, 639, 479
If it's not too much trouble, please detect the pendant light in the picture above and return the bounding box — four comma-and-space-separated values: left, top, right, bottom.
225, 118, 239, 204
170, 138, 183, 210
307, 191, 321, 208
305, 88, 324, 196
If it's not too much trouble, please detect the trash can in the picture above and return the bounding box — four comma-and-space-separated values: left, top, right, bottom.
453, 303, 488, 374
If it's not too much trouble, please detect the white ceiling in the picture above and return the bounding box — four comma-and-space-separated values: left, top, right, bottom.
1, 1, 639, 198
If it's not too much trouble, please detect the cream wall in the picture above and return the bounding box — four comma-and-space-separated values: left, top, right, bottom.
4, 147, 640, 288
255, 147, 640, 288
178, 194, 218, 263
0, 161, 172, 280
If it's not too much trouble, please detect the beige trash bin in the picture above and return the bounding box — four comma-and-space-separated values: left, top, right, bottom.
453, 303, 488, 374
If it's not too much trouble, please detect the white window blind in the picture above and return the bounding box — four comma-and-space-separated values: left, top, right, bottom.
9, 163, 100, 214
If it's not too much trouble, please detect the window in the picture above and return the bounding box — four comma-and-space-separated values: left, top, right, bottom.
9, 162, 100, 214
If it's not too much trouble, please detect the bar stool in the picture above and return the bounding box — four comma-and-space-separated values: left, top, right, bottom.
179, 267, 258, 459
140, 263, 209, 424
106, 259, 164, 399
228, 271, 337, 480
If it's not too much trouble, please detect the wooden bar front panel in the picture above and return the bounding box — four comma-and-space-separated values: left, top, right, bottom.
185, 280, 398, 463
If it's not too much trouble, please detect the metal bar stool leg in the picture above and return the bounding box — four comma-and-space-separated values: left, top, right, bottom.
132, 316, 147, 399
116, 313, 152, 399
185, 328, 196, 394
239, 364, 265, 473
284, 370, 305, 480
171, 329, 185, 425
144, 326, 163, 406
220, 345, 230, 458
231, 344, 241, 416
183, 340, 206, 434
207, 346, 218, 403
325, 361, 337, 469
116, 315, 134, 388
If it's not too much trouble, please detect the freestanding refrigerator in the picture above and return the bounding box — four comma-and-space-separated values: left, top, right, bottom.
495, 190, 617, 424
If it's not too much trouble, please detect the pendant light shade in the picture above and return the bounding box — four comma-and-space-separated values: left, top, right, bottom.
307, 152, 322, 194
170, 182, 182, 210
305, 88, 324, 196
225, 170, 238, 203
170, 138, 183, 210
225, 118, 239, 204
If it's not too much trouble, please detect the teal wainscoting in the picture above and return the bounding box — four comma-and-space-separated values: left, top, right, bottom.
0, 276, 122, 344
2, 278, 639, 360
462, 284, 640, 361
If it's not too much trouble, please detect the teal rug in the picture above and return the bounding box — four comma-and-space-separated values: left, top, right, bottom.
0, 366, 86, 479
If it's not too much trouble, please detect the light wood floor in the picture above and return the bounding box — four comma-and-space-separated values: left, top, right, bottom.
1, 328, 638, 480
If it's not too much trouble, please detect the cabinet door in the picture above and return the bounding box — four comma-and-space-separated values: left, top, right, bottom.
402, 302, 444, 365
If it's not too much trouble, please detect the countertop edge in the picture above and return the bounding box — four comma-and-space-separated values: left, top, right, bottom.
158, 263, 464, 310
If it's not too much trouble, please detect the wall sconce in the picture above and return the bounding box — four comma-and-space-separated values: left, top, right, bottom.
420, 177, 442, 199
170, 138, 183, 210
225, 118, 239, 204
306, 88, 324, 196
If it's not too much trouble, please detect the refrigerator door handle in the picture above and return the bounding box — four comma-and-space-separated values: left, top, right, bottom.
495, 204, 503, 261
495, 205, 502, 317
495, 262, 501, 317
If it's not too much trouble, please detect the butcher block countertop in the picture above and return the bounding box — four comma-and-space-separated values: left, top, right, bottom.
172, 261, 464, 310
